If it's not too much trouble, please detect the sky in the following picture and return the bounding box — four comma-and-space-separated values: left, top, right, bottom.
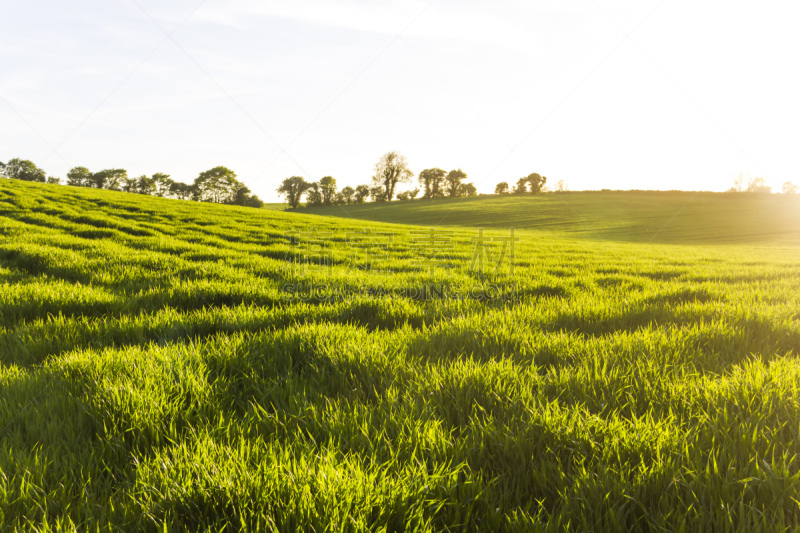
1, 0, 799, 201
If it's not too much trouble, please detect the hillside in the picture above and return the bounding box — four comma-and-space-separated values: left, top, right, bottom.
294, 191, 800, 244
1, 178, 800, 531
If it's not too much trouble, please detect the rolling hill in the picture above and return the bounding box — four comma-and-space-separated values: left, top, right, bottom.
294, 191, 800, 244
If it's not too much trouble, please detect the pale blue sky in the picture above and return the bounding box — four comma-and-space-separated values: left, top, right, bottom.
2, 0, 799, 200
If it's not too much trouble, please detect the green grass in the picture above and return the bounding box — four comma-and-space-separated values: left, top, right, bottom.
1, 179, 800, 531
295, 191, 800, 244
260, 202, 290, 211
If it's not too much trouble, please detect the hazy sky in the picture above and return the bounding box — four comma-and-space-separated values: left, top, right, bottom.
2, 0, 799, 200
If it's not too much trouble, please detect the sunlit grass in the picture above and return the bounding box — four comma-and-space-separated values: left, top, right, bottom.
1, 179, 799, 531
296, 191, 800, 244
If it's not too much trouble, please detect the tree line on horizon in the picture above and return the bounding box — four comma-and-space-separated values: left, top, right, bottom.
0, 158, 263, 207
3, 156, 797, 211
277, 151, 485, 208
728, 173, 798, 195
493, 173, 554, 196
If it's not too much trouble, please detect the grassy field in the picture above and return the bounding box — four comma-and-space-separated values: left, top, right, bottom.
261, 202, 290, 211
294, 191, 800, 244
1, 179, 800, 531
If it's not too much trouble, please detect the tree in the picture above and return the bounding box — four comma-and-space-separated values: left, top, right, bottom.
46, 176, 60, 184
89, 169, 127, 189
306, 183, 323, 206
746, 177, 771, 193
354, 185, 370, 204
458, 182, 477, 197
67, 166, 92, 187
513, 177, 529, 195
339, 186, 355, 204
0, 161, 6, 178
495, 182, 509, 195
418, 168, 447, 199
168, 181, 197, 201
152, 173, 174, 197
319, 176, 337, 205
5, 158, 46, 182
233, 185, 264, 207
729, 173, 746, 192
555, 180, 567, 192
396, 188, 420, 201
782, 181, 798, 194
104, 170, 128, 191
371, 152, 413, 202
132, 175, 157, 195
121, 177, 137, 193
194, 166, 241, 203
277, 176, 311, 208
369, 186, 386, 202
445, 169, 467, 198
527, 173, 547, 194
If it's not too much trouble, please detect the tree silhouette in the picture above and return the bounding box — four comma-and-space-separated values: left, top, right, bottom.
371, 152, 413, 201
67, 167, 92, 187
277, 176, 311, 208
319, 176, 337, 205
132, 175, 157, 195
458, 182, 477, 197
526, 173, 547, 194
306, 183, 323, 206
369, 186, 386, 202
5, 159, 46, 182
745, 177, 771, 193
233, 185, 264, 207
418, 168, 447, 199
354, 185, 370, 204
396, 188, 420, 201
495, 182, 509, 195
91, 169, 128, 190
729, 174, 746, 192
782, 181, 798, 194
169, 181, 197, 200
445, 169, 467, 198
339, 186, 355, 204
152, 173, 174, 197
194, 166, 241, 203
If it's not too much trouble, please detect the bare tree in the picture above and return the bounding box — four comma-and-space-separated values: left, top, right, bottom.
371, 152, 413, 201
746, 177, 771, 193
729, 173, 746, 192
